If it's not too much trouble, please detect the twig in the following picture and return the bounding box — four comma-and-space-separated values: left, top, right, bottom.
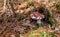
9, 0, 16, 17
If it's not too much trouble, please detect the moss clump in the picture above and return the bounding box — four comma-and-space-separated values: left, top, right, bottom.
40, 31, 54, 37
47, 10, 52, 19
47, 10, 55, 25
48, 19, 56, 25
26, 30, 54, 37
27, 2, 34, 7
18, 14, 24, 20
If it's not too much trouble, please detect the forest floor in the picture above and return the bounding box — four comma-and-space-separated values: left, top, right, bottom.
0, 0, 60, 37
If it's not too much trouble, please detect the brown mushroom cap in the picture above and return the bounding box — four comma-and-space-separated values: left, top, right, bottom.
30, 12, 45, 20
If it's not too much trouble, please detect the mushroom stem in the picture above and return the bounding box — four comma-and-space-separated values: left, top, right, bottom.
37, 19, 41, 25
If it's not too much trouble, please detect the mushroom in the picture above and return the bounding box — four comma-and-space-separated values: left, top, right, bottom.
30, 12, 44, 20
30, 12, 45, 24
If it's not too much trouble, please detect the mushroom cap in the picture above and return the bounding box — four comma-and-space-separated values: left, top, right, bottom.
30, 12, 45, 20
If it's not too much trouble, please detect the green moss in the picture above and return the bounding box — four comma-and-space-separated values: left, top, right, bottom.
27, 30, 54, 37
40, 31, 54, 37
47, 10, 52, 19
40, 32, 45, 37
27, 2, 34, 7
48, 19, 56, 25
46, 10, 55, 25
18, 14, 24, 20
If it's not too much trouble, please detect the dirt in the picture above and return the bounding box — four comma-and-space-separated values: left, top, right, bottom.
0, 0, 60, 37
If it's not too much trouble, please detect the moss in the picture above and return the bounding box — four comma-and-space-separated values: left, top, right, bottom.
27, 2, 34, 7
48, 19, 56, 25
40, 31, 54, 37
18, 14, 24, 20
27, 30, 54, 37
46, 10, 56, 25
47, 10, 52, 19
